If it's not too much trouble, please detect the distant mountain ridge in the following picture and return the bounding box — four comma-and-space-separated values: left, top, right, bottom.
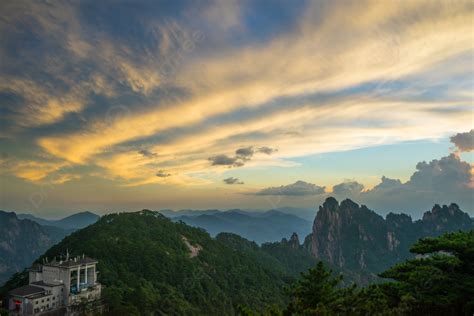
159, 207, 315, 221
304, 197, 473, 283
17, 211, 99, 230
172, 210, 312, 244
0, 211, 70, 285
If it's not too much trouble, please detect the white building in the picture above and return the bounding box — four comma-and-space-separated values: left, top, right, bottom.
8, 255, 101, 316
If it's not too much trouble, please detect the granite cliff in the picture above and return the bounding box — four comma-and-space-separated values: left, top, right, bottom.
304, 197, 473, 282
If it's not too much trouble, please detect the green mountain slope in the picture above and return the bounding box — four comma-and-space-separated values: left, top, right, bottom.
3, 210, 314, 315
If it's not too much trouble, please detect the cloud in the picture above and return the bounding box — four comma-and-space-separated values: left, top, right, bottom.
358, 154, 473, 217
371, 176, 403, 191
209, 145, 278, 168
235, 146, 254, 158
25, 0, 471, 170
450, 130, 474, 152
235, 146, 277, 158
1, 0, 473, 214
332, 181, 365, 195
208, 154, 241, 167
139, 149, 158, 158
156, 170, 171, 177
407, 154, 472, 192
223, 177, 243, 185
255, 180, 326, 196
257, 146, 277, 155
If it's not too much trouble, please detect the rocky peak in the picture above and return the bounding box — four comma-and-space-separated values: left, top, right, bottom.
386, 213, 413, 229
420, 203, 472, 233
307, 197, 473, 281
321, 197, 339, 212
289, 232, 300, 249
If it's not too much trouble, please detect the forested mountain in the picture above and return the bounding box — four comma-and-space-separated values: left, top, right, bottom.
0, 211, 69, 285
174, 210, 312, 244
1, 210, 317, 315
17, 211, 99, 230
304, 197, 473, 283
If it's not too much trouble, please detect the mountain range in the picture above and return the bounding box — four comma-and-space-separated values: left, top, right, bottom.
159, 206, 316, 221
172, 210, 312, 244
17, 211, 99, 230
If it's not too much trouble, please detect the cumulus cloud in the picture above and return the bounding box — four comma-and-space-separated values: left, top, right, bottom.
156, 170, 171, 177
371, 176, 403, 191
450, 130, 474, 152
360, 154, 473, 216
223, 177, 244, 185
332, 181, 365, 195
255, 180, 326, 196
406, 154, 472, 192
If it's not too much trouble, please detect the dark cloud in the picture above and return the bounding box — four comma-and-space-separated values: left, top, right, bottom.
332, 181, 364, 195
236, 146, 254, 158
208, 154, 239, 166
223, 177, 244, 185
139, 149, 158, 158
257, 146, 277, 155
210, 145, 277, 168
156, 170, 171, 177
255, 180, 326, 196
450, 130, 474, 152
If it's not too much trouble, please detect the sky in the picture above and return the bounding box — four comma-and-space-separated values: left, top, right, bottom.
0, 0, 473, 218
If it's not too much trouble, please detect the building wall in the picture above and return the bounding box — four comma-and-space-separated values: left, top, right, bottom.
28, 271, 43, 283
31, 294, 54, 314
32, 285, 66, 310
58, 268, 71, 294
42, 266, 60, 284
86, 265, 95, 286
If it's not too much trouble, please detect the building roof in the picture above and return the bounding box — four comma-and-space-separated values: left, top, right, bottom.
44, 256, 98, 268
31, 281, 64, 287
10, 285, 45, 297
